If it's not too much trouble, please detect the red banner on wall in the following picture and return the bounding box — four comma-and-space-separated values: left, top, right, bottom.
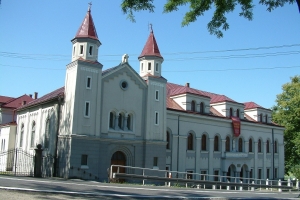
231, 117, 241, 137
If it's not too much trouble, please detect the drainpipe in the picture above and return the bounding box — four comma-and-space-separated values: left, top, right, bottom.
272, 128, 274, 179
53, 95, 62, 177
177, 115, 180, 177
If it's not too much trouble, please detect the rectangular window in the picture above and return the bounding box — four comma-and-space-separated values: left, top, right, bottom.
89, 45, 93, 56
80, 45, 84, 55
148, 62, 151, 70
274, 168, 278, 179
214, 170, 219, 181
86, 77, 91, 89
155, 90, 159, 101
85, 101, 90, 117
155, 111, 159, 125
81, 154, 88, 165
153, 157, 158, 166
250, 169, 253, 178
267, 168, 270, 179
187, 170, 193, 179
258, 169, 262, 179
201, 170, 207, 180
155, 63, 159, 72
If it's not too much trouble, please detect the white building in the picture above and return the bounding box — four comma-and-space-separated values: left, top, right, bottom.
8, 7, 284, 181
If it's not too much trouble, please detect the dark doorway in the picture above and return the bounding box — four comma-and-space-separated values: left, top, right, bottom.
111, 151, 126, 174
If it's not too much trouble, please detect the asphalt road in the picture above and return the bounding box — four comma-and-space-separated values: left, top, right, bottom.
0, 175, 299, 199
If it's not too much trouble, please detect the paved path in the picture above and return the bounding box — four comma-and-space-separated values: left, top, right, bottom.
0, 175, 299, 199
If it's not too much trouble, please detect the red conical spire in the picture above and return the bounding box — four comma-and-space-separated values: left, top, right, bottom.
139, 27, 163, 59
75, 6, 98, 40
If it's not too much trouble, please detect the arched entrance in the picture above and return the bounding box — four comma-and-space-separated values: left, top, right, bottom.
240, 164, 249, 182
111, 151, 126, 174
227, 164, 236, 182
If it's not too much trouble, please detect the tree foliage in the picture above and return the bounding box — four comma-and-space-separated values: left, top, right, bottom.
121, 0, 300, 38
272, 75, 300, 173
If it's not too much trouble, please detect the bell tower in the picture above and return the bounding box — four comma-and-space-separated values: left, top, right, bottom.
71, 4, 101, 62
138, 25, 164, 77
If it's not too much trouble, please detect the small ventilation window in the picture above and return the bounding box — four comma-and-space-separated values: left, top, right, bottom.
80, 45, 84, 55
85, 102, 90, 117
89, 46, 93, 56
155, 90, 159, 101
148, 62, 151, 70
120, 80, 128, 90
86, 77, 91, 89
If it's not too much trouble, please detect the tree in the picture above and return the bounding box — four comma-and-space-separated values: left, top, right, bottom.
121, 0, 300, 38
272, 75, 300, 173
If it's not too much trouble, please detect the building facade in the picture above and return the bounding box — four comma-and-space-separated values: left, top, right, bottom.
10, 7, 284, 181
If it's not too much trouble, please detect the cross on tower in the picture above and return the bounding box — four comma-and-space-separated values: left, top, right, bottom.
149, 23, 153, 32
88, 2, 92, 11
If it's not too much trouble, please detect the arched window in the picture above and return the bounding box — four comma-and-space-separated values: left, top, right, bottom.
20, 124, 24, 148
191, 101, 196, 112
214, 136, 219, 151
229, 108, 233, 117
187, 133, 193, 150
265, 114, 268, 123
226, 136, 230, 152
45, 119, 50, 148
238, 138, 243, 152
166, 131, 170, 149
258, 139, 262, 153
30, 121, 36, 148
249, 138, 253, 152
109, 112, 115, 129
201, 134, 207, 151
200, 102, 204, 114
236, 109, 240, 118
275, 140, 278, 153
118, 113, 123, 129
266, 140, 270, 153
127, 114, 131, 130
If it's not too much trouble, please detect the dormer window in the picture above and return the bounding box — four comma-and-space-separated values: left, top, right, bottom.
191, 101, 196, 112
200, 102, 204, 114
236, 109, 240, 118
155, 63, 159, 72
80, 45, 84, 55
265, 114, 268, 123
260, 113, 263, 122
229, 108, 233, 117
89, 45, 93, 56
148, 62, 151, 71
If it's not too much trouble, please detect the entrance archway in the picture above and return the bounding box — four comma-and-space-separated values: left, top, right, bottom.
111, 151, 126, 174
227, 164, 236, 182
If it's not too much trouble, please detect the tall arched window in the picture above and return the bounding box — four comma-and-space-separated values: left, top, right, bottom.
191, 101, 196, 112
45, 119, 50, 148
187, 133, 193, 150
238, 138, 243, 152
214, 136, 219, 151
275, 140, 278, 153
109, 112, 115, 128
260, 113, 263, 122
226, 136, 230, 151
266, 140, 270, 153
166, 131, 170, 149
249, 138, 253, 152
30, 121, 36, 148
201, 134, 207, 151
118, 113, 123, 129
127, 114, 131, 130
229, 108, 233, 117
258, 139, 262, 152
20, 124, 24, 148
200, 102, 204, 114
236, 109, 240, 118
265, 114, 268, 123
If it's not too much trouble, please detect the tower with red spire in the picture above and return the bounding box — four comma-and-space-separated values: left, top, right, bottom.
138, 26, 164, 77
71, 5, 101, 62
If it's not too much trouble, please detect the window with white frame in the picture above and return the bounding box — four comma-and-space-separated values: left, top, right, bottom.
88, 45, 93, 56
187, 170, 193, 179
155, 90, 159, 101
200, 170, 207, 180
148, 62, 151, 70
20, 124, 24, 148
86, 76, 91, 89
84, 101, 90, 117
79, 45, 84, 55
30, 121, 36, 148
155, 111, 159, 125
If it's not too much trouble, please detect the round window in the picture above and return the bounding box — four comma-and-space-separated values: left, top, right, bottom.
120, 80, 128, 90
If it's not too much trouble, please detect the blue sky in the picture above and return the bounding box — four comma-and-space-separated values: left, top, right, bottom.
0, 0, 299, 109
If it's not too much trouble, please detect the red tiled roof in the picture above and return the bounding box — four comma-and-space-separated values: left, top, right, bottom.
210, 106, 224, 117
75, 8, 98, 40
139, 30, 163, 59
18, 87, 64, 110
0, 95, 14, 104
244, 102, 264, 110
166, 98, 184, 110
244, 113, 256, 122
2, 95, 34, 109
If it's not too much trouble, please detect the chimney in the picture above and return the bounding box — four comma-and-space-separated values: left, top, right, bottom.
34, 92, 38, 99
185, 83, 190, 88
22, 101, 27, 105
29, 94, 32, 98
